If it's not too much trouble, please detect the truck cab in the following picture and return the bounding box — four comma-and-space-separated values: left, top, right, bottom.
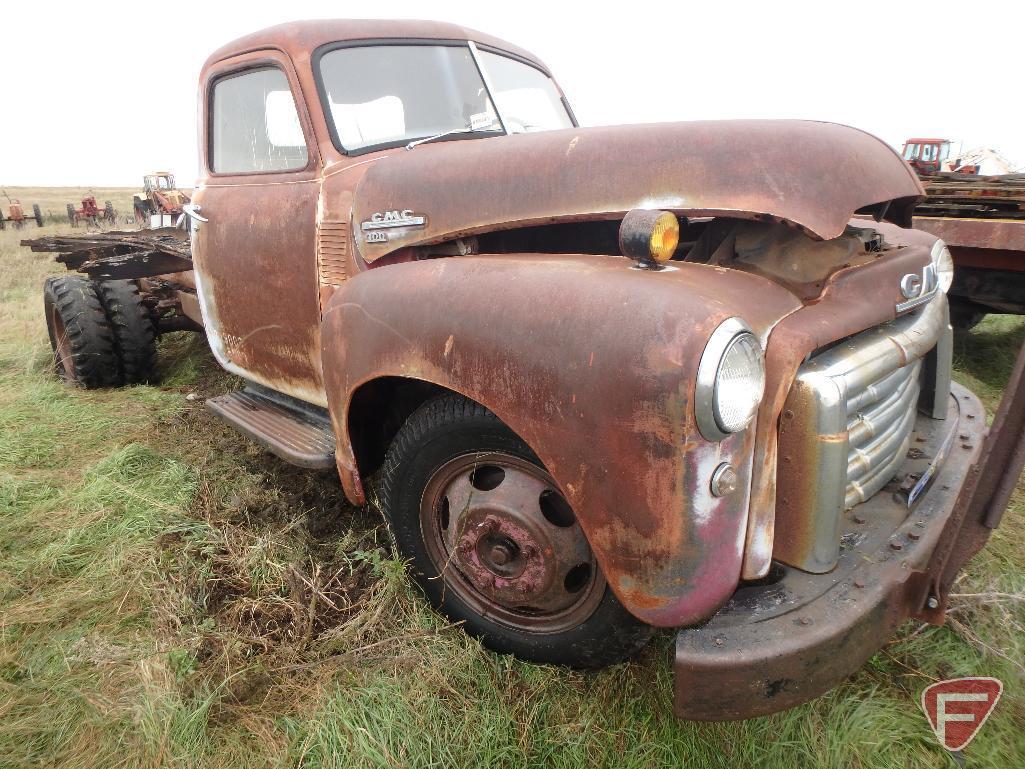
41, 20, 1013, 721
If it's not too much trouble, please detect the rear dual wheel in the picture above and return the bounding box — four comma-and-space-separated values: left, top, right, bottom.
43, 276, 157, 388
379, 395, 653, 668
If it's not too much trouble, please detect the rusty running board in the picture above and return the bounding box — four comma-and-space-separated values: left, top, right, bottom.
206, 387, 336, 470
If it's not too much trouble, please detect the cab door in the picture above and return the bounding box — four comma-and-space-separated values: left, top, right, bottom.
191, 50, 326, 406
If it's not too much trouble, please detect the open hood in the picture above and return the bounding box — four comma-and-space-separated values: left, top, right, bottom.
350, 120, 923, 262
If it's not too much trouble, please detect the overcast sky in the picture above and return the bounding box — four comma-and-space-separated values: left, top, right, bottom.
2, 0, 1022, 187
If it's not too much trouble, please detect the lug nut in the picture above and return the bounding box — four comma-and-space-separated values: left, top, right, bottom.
889, 540, 903, 551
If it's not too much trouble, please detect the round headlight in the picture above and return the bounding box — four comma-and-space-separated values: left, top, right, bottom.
714, 332, 766, 433
933, 240, 954, 293
695, 318, 766, 441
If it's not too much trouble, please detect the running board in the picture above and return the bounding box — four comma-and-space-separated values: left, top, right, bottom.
206, 389, 336, 469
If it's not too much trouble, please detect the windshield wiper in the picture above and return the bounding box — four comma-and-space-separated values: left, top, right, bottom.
405, 125, 500, 151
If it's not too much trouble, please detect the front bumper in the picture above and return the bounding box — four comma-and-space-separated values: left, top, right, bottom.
674, 382, 986, 720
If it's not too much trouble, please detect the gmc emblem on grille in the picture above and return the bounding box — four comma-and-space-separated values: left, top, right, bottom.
897, 263, 938, 312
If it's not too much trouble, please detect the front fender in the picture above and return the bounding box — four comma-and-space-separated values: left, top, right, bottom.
321, 254, 801, 626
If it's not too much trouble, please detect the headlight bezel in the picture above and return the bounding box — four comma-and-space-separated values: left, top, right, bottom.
695, 317, 766, 442
932, 239, 954, 294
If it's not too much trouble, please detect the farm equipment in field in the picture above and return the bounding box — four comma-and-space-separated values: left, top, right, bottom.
0, 194, 43, 230
67, 196, 116, 228
133, 172, 190, 228
901, 137, 1018, 176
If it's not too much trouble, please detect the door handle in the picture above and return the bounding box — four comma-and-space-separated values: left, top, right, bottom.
182, 204, 208, 223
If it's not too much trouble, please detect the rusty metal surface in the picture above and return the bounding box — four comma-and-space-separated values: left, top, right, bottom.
320, 253, 802, 627
350, 121, 923, 263
910, 324, 1025, 623
192, 47, 327, 407
913, 215, 1025, 253
420, 452, 606, 631
675, 384, 985, 720
203, 19, 549, 75
206, 388, 336, 469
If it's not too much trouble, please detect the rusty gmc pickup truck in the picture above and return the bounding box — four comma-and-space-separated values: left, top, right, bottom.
26, 20, 1025, 720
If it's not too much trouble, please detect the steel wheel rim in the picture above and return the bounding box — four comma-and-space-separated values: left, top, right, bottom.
50, 306, 75, 380
420, 451, 604, 633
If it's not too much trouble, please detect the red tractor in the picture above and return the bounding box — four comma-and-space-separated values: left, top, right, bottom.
67, 197, 116, 228
0, 196, 43, 230
901, 138, 954, 174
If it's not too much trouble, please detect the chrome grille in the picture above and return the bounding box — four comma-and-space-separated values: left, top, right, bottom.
845, 359, 921, 508
774, 295, 951, 573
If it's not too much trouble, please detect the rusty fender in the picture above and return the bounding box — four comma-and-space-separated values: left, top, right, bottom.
321, 253, 801, 627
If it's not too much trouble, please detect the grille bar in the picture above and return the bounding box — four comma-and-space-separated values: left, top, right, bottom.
773, 295, 951, 573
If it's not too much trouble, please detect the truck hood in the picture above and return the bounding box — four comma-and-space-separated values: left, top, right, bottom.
350, 120, 924, 262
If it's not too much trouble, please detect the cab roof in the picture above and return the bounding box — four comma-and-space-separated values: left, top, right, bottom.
204, 19, 549, 74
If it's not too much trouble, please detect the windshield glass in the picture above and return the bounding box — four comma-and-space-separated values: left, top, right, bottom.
317, 43, 573, 152
477, 50, 573, 134
318, 45, 502, 152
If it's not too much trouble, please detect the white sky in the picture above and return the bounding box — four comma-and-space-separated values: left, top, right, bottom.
2, 0, 1023, 186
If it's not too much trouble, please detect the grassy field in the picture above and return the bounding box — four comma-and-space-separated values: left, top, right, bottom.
1, 210, 1023, 768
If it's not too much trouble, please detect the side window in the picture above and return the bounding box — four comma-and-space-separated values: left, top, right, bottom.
211, 67, 309, 174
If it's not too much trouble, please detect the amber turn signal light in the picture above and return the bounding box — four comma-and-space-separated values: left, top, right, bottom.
619, 209, 682, 269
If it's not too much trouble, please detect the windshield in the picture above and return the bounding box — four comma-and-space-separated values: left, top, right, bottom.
477, 50, 573, 134
317, 43, 573, 153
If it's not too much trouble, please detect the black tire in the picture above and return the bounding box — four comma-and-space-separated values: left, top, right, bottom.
67, 203, 77, 227
0, 216, 5, 231
33, 203, 43, 227
104, 201, 115, 224
378, 394, 654, 668
94, 280, 157, 384
43, 276, 122, 388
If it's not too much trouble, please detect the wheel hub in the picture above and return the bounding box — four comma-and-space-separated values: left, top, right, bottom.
421, 453, 604, 631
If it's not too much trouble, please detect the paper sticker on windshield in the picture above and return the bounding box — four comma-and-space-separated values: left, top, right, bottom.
470, 112, 494, 131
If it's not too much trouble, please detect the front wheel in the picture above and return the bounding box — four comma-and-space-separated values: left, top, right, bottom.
378, 395, 653, 668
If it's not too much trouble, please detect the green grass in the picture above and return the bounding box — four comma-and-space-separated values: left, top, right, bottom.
1, 218, 1023, 767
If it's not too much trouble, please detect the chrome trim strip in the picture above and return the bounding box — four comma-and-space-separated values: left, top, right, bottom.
895, 288, 938, 314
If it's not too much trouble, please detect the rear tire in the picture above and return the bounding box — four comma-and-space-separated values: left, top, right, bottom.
95, 280, 157, 384
104, 201, 115, 224
33, 203, 43, 227
378, 394, 654, 668
43, 276, 122, 388
67, 203, 77, 227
